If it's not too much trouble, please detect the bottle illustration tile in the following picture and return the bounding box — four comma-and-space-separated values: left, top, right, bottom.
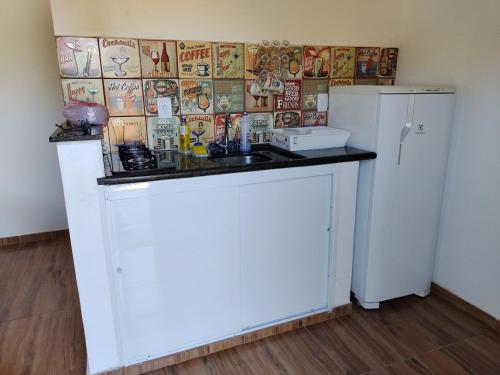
61, 79, 104, 105
303, 46, 330, 79
177, 41, 213, 79
104, 79, 144, 116
330, 47, 356, 78
143, 79, 180, 116
139, 40, 178, 78
212, 43, 244, 78
379, 48, 398, 77
56, 37, 101, 78
99, 38, 141, 78
213, 80, 244, 113
185, 115, 214, 146
215, 113, 242, 142
180, 79, 214, 114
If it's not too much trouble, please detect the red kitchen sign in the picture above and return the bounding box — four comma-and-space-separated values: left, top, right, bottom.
274, 80, 302, 111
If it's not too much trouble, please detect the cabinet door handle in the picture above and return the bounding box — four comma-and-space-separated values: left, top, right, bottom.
398, 95, 415, 165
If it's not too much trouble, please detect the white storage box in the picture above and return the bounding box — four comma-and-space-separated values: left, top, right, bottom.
271, 127, 351, 151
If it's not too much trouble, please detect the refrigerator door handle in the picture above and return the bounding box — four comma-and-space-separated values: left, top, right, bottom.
398, 95, 416, 165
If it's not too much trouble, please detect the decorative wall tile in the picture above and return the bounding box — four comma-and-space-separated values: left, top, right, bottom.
303, 46, 330, 79
213, 80, 244, 113
302, 80, 328, 111
244, 44, 260, 79
185, 115, 214, 146
212, 43, 244, 78
215, 113, 242, 142
177, 41, 212, 79
248, 113, 273, 144
245, 80, 273, 112
378, 78, 396, 86
355, 47, 380, 78
61, 79, 104, 105
282, 46, 303, 79
146, 116, 180, 150
56, 37, 101, 78
180, 79, 214, 114
330, 47, 355, 78
99, 38, 141, 78
139, 40, 178, 78
108, 117, 147, 151
303, 111, 327, 127
330, 78, 354, 86
274, 80, 302, 111
274, 111, 302, 128
379, 48, 398, 77
353, 78, 378, 85
104, 79, 144, 116
143, 79, 180, 116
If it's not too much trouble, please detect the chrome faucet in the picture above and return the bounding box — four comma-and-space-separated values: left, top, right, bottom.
217, 112, 232, 154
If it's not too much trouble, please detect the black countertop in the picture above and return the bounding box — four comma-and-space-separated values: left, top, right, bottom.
98, 144, 376, 185
49, 123, 103, 142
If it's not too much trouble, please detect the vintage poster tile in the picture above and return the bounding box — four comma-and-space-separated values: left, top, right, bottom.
143, 79, 180, 116
330, 47, 356, 78
355, 47, 380, 78
244, 80, 273, 112
302, 80, 328, 111
139, 40, 178, 78
378, 78, 396, 86
248, 113, 273, 144
282, 45, 303, 79
244, 44, 260, 79
330, 78, 354, 86
179, 79, 214, 114
185, 115, 214, 146
61, 79, 104, 105
212, 43, 244, 78
379, 48, 399, 77
215, 113, 242, 143
274, 80, 302, 111
108, 117, 147, 151
303, 46, 330, 79
354, 78, 378, 85
56, 37, 101, 78
99, 38, 141, 78
213, 80, 245, 113
274, 111, 302, 128
146, 116, 180, 151
303, 111, 327, 127
104, 79, 144, 116
177, 41, 212, 79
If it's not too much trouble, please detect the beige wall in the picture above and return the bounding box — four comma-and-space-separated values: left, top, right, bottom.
0, 0, 67, 237
397, 0, 500, 319
50, 0, 403, 46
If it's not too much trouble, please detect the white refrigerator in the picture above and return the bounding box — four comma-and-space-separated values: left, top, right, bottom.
328, 86, 455, 309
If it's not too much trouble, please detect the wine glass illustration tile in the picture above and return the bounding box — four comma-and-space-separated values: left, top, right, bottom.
61, 79, 105, 105
139, 40, 178, 78
56, 37, 101, 78
104, 79, 144, 116
185, 115, 214, 146
99, 38, 141, 78
143, 79, 181, 116
177, 41, 213, 79
180, 80, 213, 114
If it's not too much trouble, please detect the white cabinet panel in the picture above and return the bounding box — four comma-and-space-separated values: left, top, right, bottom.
239, 175, 332, 328
107, 186, 240, 364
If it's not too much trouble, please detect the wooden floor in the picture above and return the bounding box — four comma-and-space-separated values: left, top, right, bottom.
1, 236, 499, 375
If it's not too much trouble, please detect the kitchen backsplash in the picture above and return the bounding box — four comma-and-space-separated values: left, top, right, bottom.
55, 36, 398, 151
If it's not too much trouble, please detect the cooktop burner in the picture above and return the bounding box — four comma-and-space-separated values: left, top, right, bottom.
118, 142, 157, 171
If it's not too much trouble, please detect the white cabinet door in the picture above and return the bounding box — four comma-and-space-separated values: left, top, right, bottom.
107, 186, 240, 364
239, 175, 332, 329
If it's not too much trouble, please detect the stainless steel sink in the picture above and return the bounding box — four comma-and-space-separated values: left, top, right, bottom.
209, 153, 271, 166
